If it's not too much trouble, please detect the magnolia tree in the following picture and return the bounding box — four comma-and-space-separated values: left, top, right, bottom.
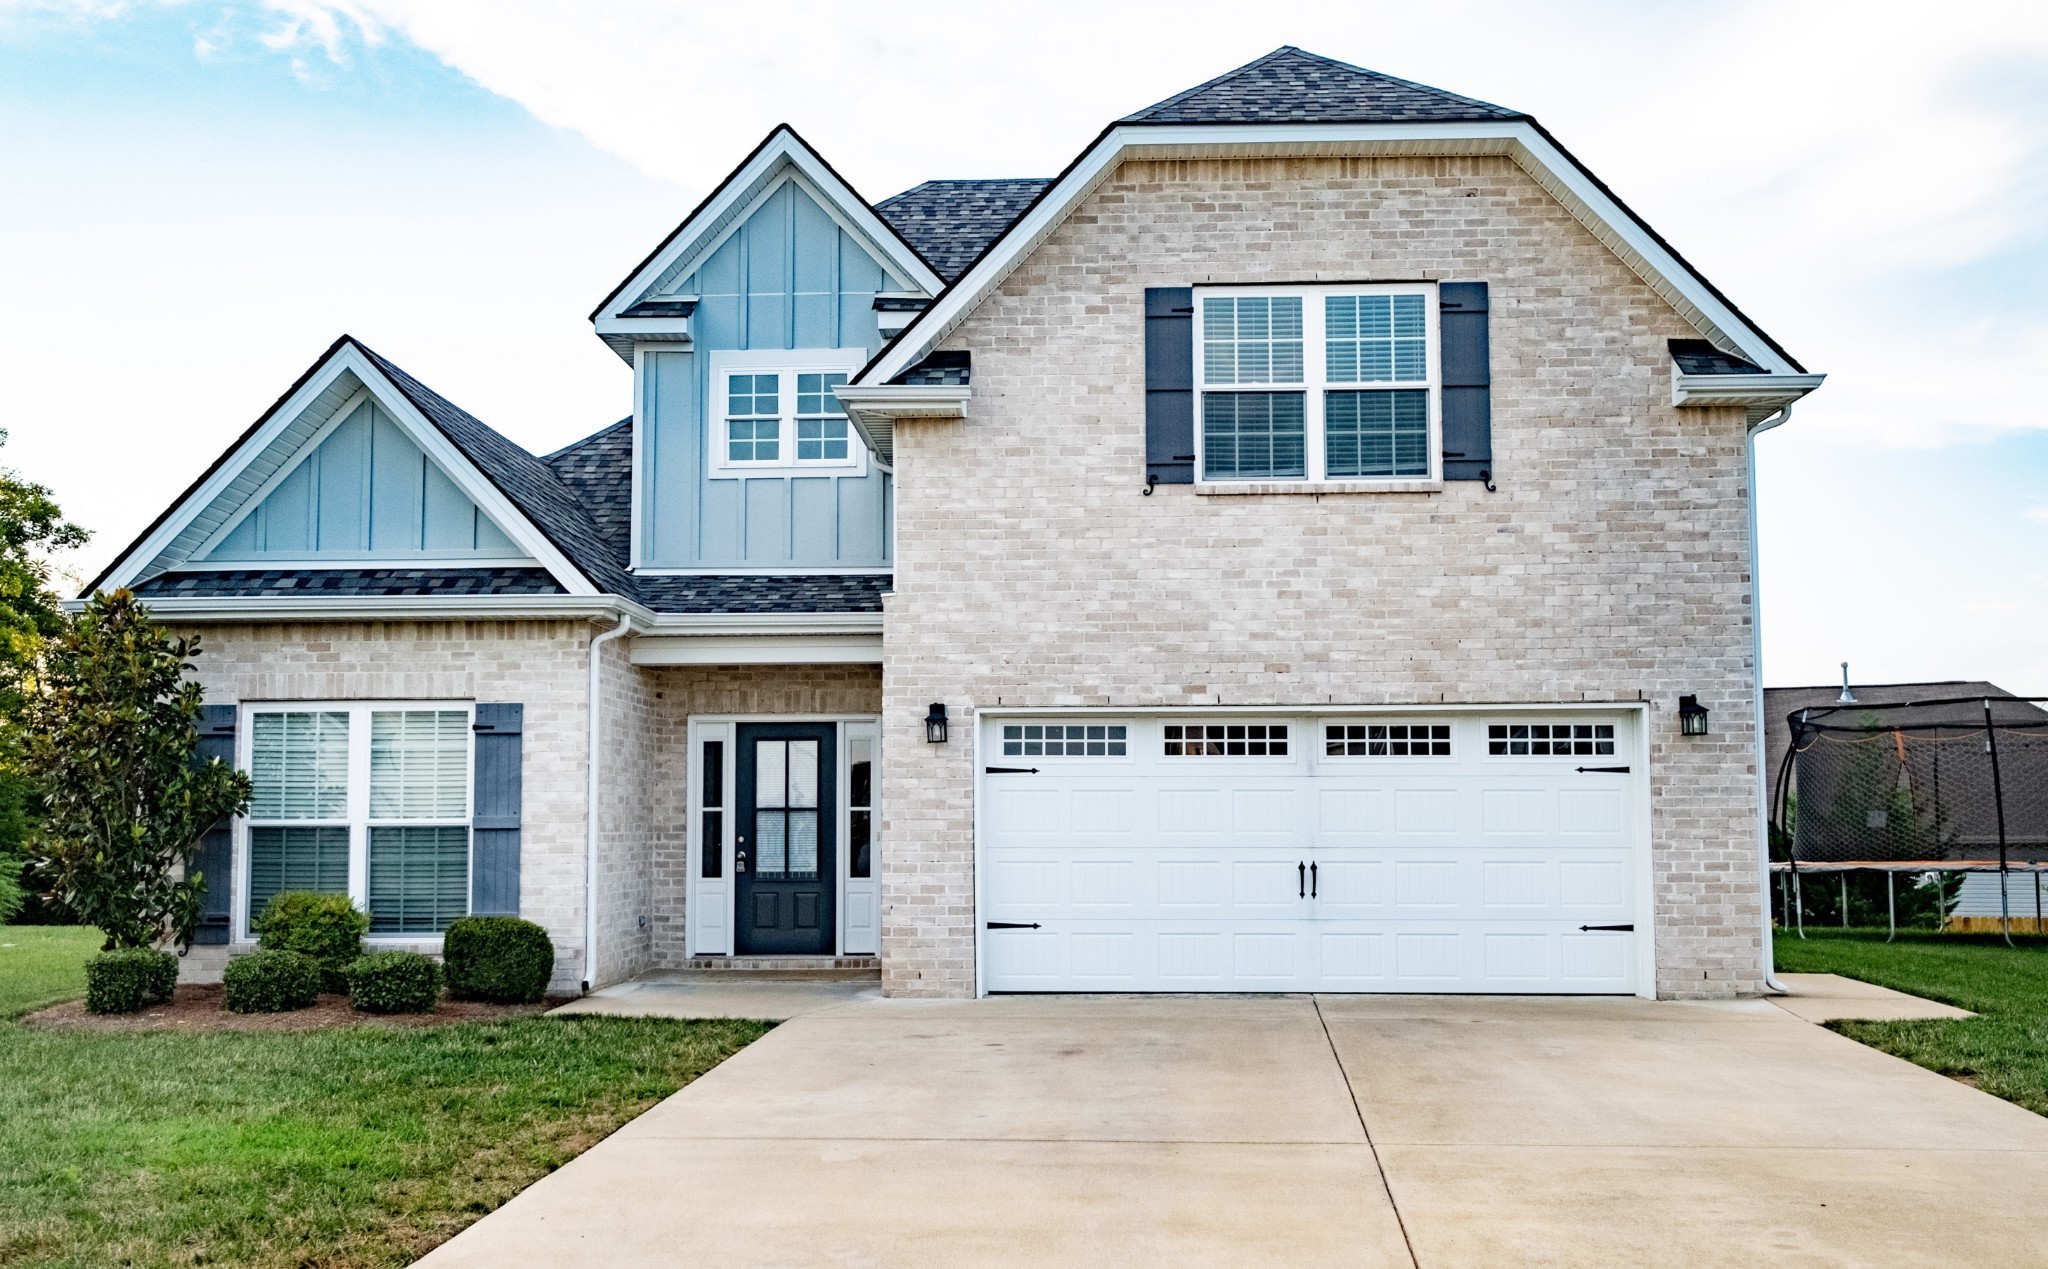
22, 590, 249, 950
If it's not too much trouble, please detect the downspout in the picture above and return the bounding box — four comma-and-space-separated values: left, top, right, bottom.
583, 611, 635, 993
1748, 403, 1794, 993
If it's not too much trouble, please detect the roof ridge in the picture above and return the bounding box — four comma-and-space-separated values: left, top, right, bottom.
1120, 45, 1522, 124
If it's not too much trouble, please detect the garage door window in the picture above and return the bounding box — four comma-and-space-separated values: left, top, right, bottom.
1324, 723, 1451, 757
1001, 724, 1127, 757
1488, 723, 1615, 756
1164, 723, 1289, 757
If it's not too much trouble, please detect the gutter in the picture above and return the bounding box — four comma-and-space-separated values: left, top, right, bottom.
583, 611, 636, 993
114, 591, 884, 636
1747, 402, 1796, 994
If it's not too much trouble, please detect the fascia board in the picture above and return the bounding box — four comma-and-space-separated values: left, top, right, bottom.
628, 632, 884, 666
592, 131, 941, 325
860, 119, 1807, 385
98, 593, 886, 637
95, 349, 367, 593
1673, 372, 1826, 410
341, 348, 600, 597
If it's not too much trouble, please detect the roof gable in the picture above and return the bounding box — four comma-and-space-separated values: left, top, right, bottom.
1123, 46, 1520, 124
590, 125, 944, 359
861, 48, 1814, 388
92, 338, 611, 596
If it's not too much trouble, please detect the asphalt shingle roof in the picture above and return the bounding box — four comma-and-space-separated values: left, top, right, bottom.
545, 418, 633, 565
1122, 46, 1520, 124
630, 573, 890, 615
135, 568, 565, 598
876, 178, 1051, 281
1669, 339, 1766, 376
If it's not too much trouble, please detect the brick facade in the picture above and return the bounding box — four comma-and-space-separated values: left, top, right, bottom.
184, 618, 881, 990
879, 155, 1764, 999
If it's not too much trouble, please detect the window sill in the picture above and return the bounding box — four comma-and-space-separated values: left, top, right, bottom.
1194, 478, 1444, 496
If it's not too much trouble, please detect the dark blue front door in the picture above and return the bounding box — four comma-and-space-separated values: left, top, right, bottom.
734, 722, 836, 956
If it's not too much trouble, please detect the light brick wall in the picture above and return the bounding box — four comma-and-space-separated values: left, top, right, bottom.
595, 632, 661, 984
880, 155, 1765, 1000
642, 664, 883, 965
182, 619, 596, 994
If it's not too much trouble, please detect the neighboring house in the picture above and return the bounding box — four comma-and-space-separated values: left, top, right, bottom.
88, 48, 1823, 999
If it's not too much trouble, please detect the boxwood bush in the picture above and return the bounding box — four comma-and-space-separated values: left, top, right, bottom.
85, 948, 179, 1014
443, 916, 554, 1004
222, 949, 320, 1013
345, 951, 442, 1014
253, 891, 368, 993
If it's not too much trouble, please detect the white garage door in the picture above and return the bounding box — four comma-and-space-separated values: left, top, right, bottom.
979, 712, 1645, 994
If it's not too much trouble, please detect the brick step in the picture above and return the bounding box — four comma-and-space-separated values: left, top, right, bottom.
678, 956, 880, 975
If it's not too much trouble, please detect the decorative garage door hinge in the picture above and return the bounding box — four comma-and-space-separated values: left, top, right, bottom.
984, 766, 1040, 775
1575, 765, 1631, 774
985, 921, 1041, 930
1578, 924, 1634, 932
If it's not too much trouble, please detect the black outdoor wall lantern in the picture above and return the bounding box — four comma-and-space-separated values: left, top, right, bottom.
1678, 695, 1710, 737
925, 702, 949, 744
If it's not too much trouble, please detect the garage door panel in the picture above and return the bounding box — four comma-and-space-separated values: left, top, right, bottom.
981, 713, 1643, 994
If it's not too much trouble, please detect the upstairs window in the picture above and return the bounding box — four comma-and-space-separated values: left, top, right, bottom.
707, 351, 866, 477
1195, 284, 1439, 485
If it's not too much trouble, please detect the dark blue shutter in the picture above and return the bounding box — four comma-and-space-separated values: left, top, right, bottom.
470, 703, 523, 917
1439, 282, 1493, 486
191, 704, 237, 945
1144, 287, 1196, 485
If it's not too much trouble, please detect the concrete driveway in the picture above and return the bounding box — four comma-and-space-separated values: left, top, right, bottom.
420, 992, 2048, 1267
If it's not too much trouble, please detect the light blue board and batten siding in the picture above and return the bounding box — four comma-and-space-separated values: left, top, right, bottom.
202, 399, 522, 561
641, 178, 900, 568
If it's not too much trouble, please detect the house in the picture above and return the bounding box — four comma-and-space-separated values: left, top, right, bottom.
88, 47, 1823, 999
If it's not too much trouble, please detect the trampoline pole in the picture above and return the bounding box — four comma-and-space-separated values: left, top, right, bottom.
1887, 871, 1896, 943
2036, 871, 2042, 936
1840, 874, 1849, 929
1794, 870, 1806, 939
1983, 699, 2015, 948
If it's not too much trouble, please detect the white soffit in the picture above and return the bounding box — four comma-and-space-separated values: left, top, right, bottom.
861, 120, 1808, 384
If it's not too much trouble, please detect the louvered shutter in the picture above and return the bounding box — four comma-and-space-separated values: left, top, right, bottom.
191, 705, 238, 945
1439, 282, 1494, 485
470, 704, 523, 917
1144, 287, 1196, 485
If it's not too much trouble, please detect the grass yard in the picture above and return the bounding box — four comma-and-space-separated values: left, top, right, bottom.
0, 926, 101, 1018
1777, 927, 2048, 1116
0, 930, 768, 1268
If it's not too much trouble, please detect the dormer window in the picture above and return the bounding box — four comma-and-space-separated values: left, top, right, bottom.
1194, 283, 1440, 486
707, 350, 867, 477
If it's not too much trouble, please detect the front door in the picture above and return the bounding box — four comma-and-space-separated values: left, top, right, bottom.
735, 722, 836, 955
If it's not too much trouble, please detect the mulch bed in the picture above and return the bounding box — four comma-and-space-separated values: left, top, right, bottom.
23, 984, 568, 1033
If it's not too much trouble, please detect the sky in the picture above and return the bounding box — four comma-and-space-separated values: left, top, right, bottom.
3, 0, 2047, 689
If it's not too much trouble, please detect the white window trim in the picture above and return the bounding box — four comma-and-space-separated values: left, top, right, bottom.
1193, 282, 1442, 492
235, 700, 474, 945
706, 348, 869, 479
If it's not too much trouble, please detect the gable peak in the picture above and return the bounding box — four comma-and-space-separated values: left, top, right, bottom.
1123, 45, 1522, 125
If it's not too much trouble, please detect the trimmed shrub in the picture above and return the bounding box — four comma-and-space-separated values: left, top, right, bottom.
85, 948, 178, 1014
254, 891, 368, 993
443, 917, 554, 1004
345, 951, 442, 1014
222, 949, 320, 1013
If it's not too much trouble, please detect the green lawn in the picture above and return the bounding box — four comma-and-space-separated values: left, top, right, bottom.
1777, 928, 2048, 1116
0, 926, 100, 1018
0, 929, 768, 1268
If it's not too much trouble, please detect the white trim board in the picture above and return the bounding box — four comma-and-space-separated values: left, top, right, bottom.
94, 342, 595, 597
861, 120, 1818, 388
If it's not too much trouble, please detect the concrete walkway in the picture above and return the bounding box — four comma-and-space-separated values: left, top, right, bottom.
1769, 971, 1977, 1022
549, 970, 880, 1021
421, 992, 2048, 1267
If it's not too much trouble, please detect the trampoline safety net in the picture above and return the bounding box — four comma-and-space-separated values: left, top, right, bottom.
1773, 697, 2048, 868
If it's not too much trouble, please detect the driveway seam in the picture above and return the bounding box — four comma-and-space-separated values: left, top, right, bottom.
1314, 995, 1421, 1269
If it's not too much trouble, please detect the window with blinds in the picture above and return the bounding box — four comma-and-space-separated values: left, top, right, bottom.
241, 704, 474, 938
